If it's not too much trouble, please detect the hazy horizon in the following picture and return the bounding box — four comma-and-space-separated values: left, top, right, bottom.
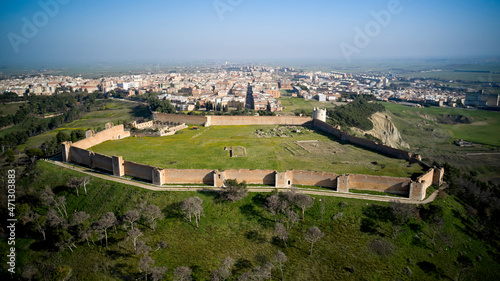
1, 0, 500, 67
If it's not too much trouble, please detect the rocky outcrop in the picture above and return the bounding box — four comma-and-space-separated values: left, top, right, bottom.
353, 112, 409, 149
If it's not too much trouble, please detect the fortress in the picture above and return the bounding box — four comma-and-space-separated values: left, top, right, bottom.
61, 110, 444, 201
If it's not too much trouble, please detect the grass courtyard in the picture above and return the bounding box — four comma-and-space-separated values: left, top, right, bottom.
89, 125, 424, 178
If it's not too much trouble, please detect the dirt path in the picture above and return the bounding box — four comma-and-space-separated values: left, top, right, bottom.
44, 160, 444, 205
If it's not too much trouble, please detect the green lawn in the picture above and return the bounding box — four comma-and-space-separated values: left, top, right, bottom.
2, 161, 499, 280
0, 102, 24, 116
89, 125, 424, 177
279, 97, 338, 113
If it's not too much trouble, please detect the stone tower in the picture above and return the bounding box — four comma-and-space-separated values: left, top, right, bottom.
313, 108, 327, 122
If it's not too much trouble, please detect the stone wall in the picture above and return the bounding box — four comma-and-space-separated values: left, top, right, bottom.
290, 170, 338, 188
223, 169, 276, 185
72, 124, 130, 149
153, 112, 207, 125
206, 116, 312, 126
69, 146, 93, 167
123, 160, 155, 181
349, 174, 411, 195
92, 153, 113, 172
164, 169, 215, 185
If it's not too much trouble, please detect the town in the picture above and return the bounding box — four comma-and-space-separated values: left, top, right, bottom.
2, 65, 499, 112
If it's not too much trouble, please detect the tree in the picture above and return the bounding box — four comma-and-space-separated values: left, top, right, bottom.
151, 266, 168, 281
211, 256, 235, 281
96, 212, 117, 248
304, 226, 324, 256
389, 200, 416, 239
295, 194, 314, 220
136, 240, 151, 255
274, 250, 287, 281
173, 266, 192, 281
127, 228, 143, 252
283, 209, 299, 231
220, 179, 248, 202
71, 211, 90, 226
124, 209, 140, 230
32, 214, 47, 240
81, 176, 91, 196
67, 177, 82, 196
138, 254, 154, 281
142, 204, 164, 230
274, 223, 289, 248
180, 197, 204, 228
265, 194, 281, 222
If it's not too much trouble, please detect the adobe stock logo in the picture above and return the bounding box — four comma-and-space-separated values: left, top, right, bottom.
339, 0, 404, 62
7, 0, 70, 54
213, 0, 244, 21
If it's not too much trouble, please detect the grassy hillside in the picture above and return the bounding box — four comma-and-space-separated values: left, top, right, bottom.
383, 102, 500, 147
21, 100, 149, 149
89, 125, 423, 178
0, 102, 24, 116
382, 102, 500, 184
1, 161, 499, 280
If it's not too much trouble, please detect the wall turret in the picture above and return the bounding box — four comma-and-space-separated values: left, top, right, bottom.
313, 108, 327, 122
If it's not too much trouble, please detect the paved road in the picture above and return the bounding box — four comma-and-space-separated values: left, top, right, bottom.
45, 160, 444, 205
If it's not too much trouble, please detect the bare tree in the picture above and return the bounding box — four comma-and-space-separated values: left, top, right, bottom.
151, 266, 168, 281
32, 214, 46, 240
143, 204, 164, 231
283, 209, 299, 231
173, 266, 192, 281
46, 208, 67, 228
220, 179, 248, 202
136, 240, 151, 256
265, 194, 281, 222
389, 200, 416, 224
40, 187, 66, 218
124, 209, 140, 230
56, 196, 68, 218
71, 211, 90, 227
67, 177, 83, 197
79, 226, 94, 247
95, 212, 117, 248
81, 176, 91, 196
304, 226, 324, 256
274, 250, 287, 281
180, 197, 204, 228
127, 228, 143, 252
211, 256, 235, 281
274, 223, 289, 248
295, 194, 314, 220
155, 241, 167, 251
251, 263, 274, 281
138, 254, 154, 281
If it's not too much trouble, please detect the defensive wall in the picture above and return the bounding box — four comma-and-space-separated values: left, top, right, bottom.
152, 112, 312, 127
61, 115, 445, 201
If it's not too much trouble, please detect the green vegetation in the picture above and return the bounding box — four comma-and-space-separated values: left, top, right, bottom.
89, 125, 424, 177
382, 102, 500, 184
0, 102, 24, 116
2, 160, 499, 280
279, 97, 337, 114
327, 98, 386, 131
383, 102, 500, 146
23, 100, 150, 150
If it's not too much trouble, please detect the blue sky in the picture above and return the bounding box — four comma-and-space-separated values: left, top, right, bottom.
1, 0, 499, 65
